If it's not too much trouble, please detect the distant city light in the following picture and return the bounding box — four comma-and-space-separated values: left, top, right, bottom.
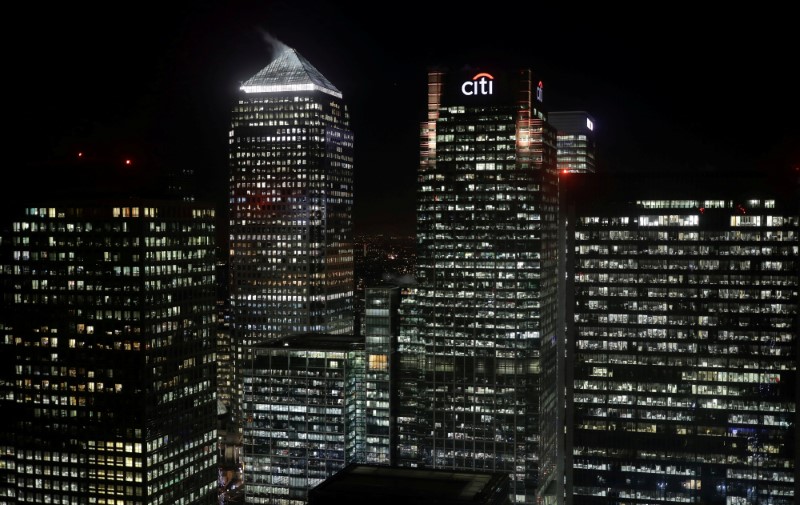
77, 152, 83, 158
125, 159, 132, 165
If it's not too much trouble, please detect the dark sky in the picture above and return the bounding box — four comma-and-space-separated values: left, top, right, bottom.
8, 1, 799, 235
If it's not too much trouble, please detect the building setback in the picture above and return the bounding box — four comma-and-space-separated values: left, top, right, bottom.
403, 66, 560, 504
0, 171, 218, 505
564, 171, 798, 505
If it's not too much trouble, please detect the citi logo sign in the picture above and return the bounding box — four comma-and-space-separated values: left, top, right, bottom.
461, 73, 494, 96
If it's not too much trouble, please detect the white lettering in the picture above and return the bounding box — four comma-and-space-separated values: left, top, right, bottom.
461, 76, 494, 96
586, 118, 594, 131
461, 81, 475, 96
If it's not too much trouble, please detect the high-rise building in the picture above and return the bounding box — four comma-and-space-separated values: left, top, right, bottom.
228, 45, 355, 415
241, 333, 392, 504
547, 111, 596, 174
406, 67, 560, 503
363, 285, 400, 465
563, 171, 798, 505
0, 161, 218, 505
216, 260, 234, 409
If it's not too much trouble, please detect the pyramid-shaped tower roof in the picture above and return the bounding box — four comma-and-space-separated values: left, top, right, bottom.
240, 47, 342, 99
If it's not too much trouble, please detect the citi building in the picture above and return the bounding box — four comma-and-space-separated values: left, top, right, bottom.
402, 66, 561, 504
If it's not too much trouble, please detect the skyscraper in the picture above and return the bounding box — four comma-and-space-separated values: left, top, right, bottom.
0, 161, 218, 505
228, 45, 355, 413
563, 171, 798, 505
547, 111, 596, 174
408, 67, 560, 503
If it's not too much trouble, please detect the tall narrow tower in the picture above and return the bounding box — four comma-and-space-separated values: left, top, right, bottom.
410, 67, 560, 503
228, 46, 355, 412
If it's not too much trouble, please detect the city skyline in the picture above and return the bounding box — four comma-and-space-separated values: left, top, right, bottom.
1, 6, 797, 504
8, 2, 799, 235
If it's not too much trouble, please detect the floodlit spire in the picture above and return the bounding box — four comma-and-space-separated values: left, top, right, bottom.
240, 46, 342, 98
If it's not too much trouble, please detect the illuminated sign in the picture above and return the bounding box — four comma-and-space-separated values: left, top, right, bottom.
461, 73, 494, 96
536, 81, 543, 102
586, 118, 594, 131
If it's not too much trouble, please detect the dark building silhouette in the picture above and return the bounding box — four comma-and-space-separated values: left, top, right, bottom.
308, 463, 511, 505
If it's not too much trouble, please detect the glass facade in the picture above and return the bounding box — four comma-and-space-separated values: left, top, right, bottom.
242, 334, 380, 505
407, 68, 560, 503
547, 111, 596, 174
228, 46, 355, 417
566, 177, 798, 505
0, 201, 218, 505
363, 285, 399, 465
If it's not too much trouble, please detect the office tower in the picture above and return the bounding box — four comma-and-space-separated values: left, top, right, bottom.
228, 45, 355, 414
396, 283, 424, 468
547, 111, 596, 174
308, 463, 512, 505
363, 285, 400, 465
564, 172, 798, 505
410, 67, 560, 503
216, 260, 234, 409
0, 161, 218, 505
242, 333, 394, 504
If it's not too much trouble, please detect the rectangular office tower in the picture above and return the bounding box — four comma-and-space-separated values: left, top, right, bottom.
412, 67, 560, 503
228, 46, 355, 409
547, 111, 596, 174
363, 285, 400, 465
0, 191, 218, 504
242, 333, 393, 504
563, 172, 798, 505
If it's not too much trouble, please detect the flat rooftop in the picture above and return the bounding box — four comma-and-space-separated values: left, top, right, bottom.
308, 464, 510, 504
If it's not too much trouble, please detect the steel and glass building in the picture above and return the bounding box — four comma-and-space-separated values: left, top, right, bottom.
406, 67, 560, 503
0, 163, 218, 505
242, 333, 392, 504
563, 172, 798, 505
363, 285, 400, 465
547, 111, 596, 174
228, 45, 355, 414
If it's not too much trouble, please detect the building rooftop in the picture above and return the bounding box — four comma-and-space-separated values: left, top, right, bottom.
257, 333, 363, 351
308, 464, 510, 505
240, 46, 342, 98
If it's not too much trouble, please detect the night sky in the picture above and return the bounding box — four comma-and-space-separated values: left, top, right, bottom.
8, 1, 799, 235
